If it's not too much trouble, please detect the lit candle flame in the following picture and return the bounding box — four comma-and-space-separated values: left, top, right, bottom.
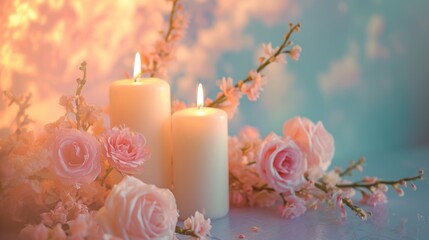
133, 52, 141, 81
197, 83, 204, 108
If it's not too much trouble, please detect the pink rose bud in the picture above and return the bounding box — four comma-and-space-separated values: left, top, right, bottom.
48, 128, 101, 185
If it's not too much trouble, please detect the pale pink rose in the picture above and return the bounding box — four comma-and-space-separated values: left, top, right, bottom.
279, 195, 306, 219
289, 45, 302, 61
360, 190, 387, 207
96, 176, 178, 240
184, 211, 212, 239
19, 223, 49, 240
283, 117, 335, 172
48, 128, 101, 185
100, 127, 150, 175
256, 133, 306, 193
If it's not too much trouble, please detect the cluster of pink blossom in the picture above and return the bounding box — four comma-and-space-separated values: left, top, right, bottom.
140, 0, 189, 79
228, 117, 424, 220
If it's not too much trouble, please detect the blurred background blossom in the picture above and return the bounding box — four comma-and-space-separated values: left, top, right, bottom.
1, 0, 428, 164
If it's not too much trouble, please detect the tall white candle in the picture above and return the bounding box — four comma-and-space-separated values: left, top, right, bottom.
109, 53, 171, 188
172, 84, 229, 220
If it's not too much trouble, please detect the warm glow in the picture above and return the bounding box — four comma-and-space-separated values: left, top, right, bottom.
197, 83, 204, 108
133, 52, 141, 79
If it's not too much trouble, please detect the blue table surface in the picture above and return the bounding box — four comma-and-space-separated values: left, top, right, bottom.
180, 147, 429, 240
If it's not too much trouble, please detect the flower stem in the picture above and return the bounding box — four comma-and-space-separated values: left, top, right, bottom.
313, 179, 367, 219
150, 0, 179, 77
336, 171, 424, 189
208, 23, 301, 108
75, 62, 87, 130
175, 226, 199, 238
339, 157, 365, 177
100, 166, 114, 187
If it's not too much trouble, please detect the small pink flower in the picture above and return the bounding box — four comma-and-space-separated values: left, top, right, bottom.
19, 223, 49, 240
279, 195, 306, 219
261, 43, 286, 64
218, 77, 242, 119
331, 192, 347, 219
96, 176, 178, 240
283, 117, 335, 173
101, 127, 150, 175
360, 190, 387, 206
289, 45, 302, 61
256, 133, 306, 193
48, 128, 101, 185
184, 211, 212, 239
241, 70, 267, 101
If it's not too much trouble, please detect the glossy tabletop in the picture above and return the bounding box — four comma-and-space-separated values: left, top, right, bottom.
180, 147, 429, 240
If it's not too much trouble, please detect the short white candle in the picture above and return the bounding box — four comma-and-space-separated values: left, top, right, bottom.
109, 53, 171, 188
172, 84, 229, 220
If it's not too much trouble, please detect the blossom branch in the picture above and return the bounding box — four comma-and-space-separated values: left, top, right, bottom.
75, 61, 87, 130
207, 23, 301, 108
142, 0, 187, 78
339, 157, 365, 177
313, 179, 368, 219
336, 170, 424, 190
2, 91, 33, 139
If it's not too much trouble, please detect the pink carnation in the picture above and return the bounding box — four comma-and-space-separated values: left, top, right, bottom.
100, 127, 150, 175
256, 133, 306, 193
96, 176, 178, 240
283, 117, 335, 173
48, 128, 101, 185
184, 211, 212, 239
279, 195, 306, 219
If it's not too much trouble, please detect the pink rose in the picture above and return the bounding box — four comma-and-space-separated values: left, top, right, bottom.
279, 195, 306, 219
96, 176, 178, 240
100, 127, 150, 174
48, 128, 101, 185
184, 211, 212, 239
256, 133, 306, 193
283, 117, 335, 172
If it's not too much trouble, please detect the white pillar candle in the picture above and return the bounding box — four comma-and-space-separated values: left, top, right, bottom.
109, 53, 171, 189
172, 84, 229, 220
